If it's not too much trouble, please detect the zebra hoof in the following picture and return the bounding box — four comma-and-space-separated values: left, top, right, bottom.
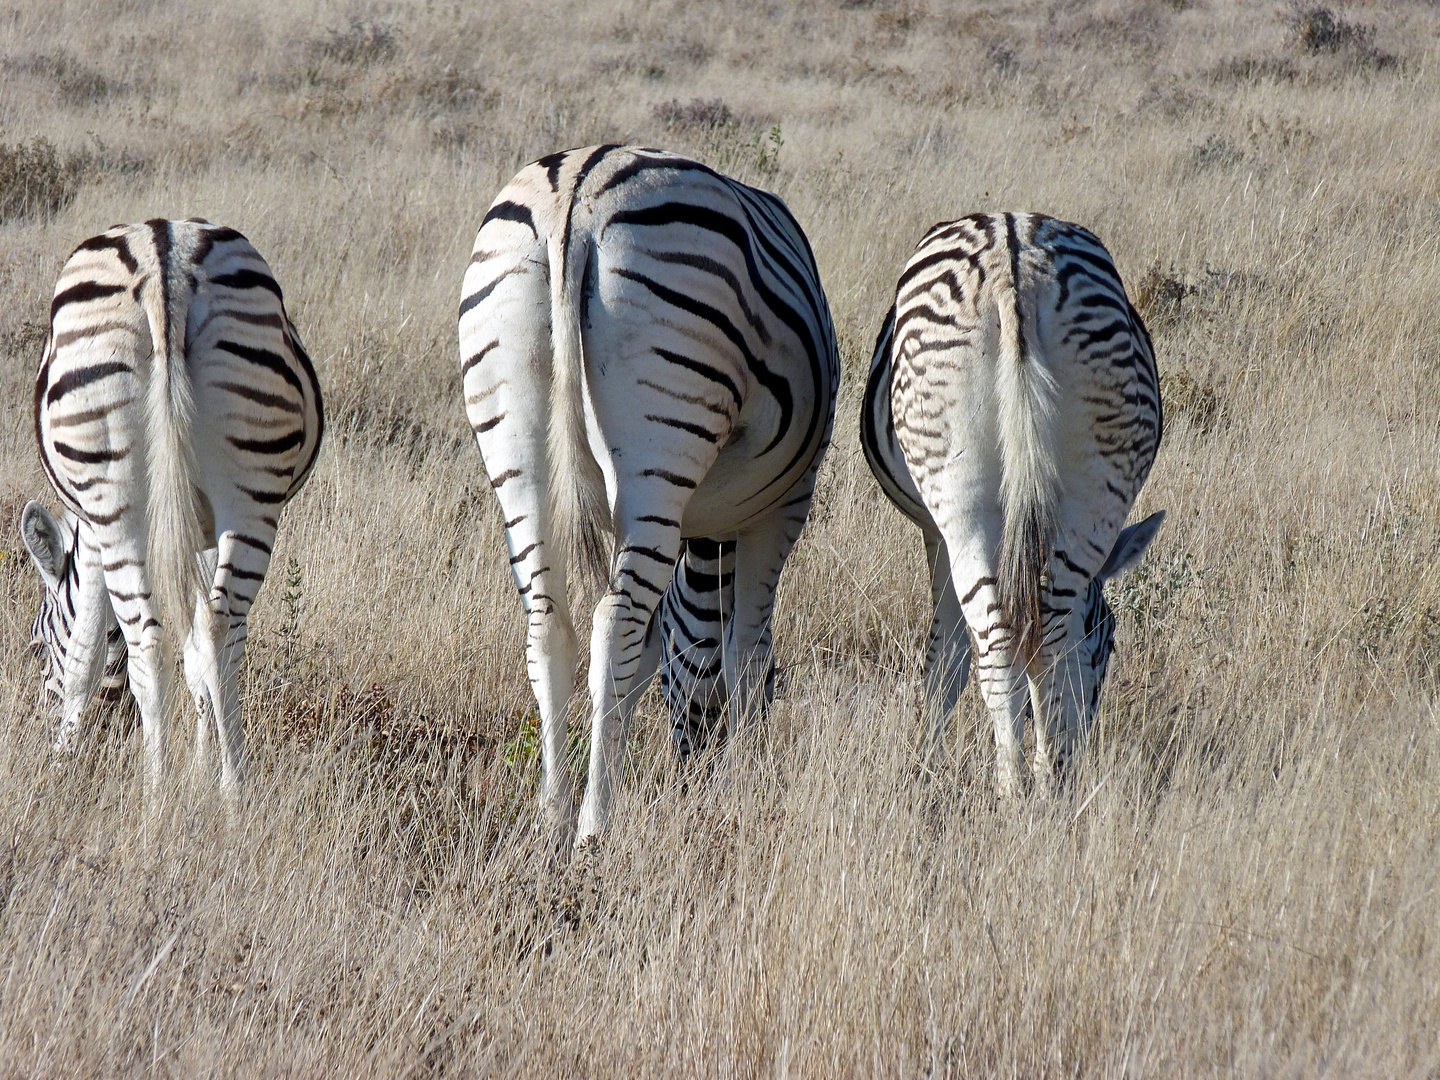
574, 801, 607, 848
538, 787, 574, 838
994, 768, 1027, 801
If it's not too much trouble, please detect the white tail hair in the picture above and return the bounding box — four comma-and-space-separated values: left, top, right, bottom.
138, 229, 207, 645
546, 221, 612, 588
994, 262, 1061, 660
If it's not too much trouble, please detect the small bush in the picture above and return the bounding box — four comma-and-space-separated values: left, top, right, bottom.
1290, 6, 1360, 53
985, 42, 1019, 76
1133, 261, 1197, 327
0, 320, 49, 362
1285, 5, 1397, 69
311, 18, 399, 65
5, 52, 125, 106
1208, 55, 1299, 83
654, 97, 734, 132
1160, 370, 1224, 435
1188, 134, 1243, 173
0, 139, 84, 224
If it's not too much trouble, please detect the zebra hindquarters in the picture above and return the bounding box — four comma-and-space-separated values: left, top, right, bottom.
460, 221, 582, 832
464, 145, 840, 845
32, 219, 322, 802
892, 213, 1162, 797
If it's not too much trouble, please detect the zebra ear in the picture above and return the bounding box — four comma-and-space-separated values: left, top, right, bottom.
1096, 510, 1166, 583
20, 501, 68, 590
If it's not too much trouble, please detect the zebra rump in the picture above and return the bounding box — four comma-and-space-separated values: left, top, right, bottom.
25, 218, 323, 794
864, 211, 1164, 793
459, 145, 839, 841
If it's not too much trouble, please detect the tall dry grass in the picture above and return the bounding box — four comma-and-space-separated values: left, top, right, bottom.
2, 0, 1440, 1075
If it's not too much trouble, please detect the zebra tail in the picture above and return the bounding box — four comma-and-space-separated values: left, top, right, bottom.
140, 247, 206, 646
546, 226, 612, 589
994, 276, 1060, 662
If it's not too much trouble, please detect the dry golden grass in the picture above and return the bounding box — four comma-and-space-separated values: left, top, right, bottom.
2, 0, 1440, 1075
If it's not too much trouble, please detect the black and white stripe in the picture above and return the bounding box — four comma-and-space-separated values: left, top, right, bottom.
21, 218, 323, 794
458, 146, 839, 841
861, 212, 1164, 795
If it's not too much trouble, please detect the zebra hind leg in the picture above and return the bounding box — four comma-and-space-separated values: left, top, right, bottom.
952, 574, 1030, 799
576, 518, 685, 844
183, 548, 221, 782
488, 466, 581, 833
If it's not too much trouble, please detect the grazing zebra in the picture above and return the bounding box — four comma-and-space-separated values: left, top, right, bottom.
20, 219, 324, 795
458, 145, 839, 842
861, 212, 1164, 796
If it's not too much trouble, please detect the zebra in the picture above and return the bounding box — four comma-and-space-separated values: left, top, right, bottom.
458, 145, 839, 842
861, 212, 1164, 796
20, 218, 324, 796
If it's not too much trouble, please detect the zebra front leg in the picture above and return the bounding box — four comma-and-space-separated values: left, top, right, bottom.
50, 535, 113, 762
920, 531, 970, 766
1028, 627, 1087, 797
725, 504, 807, 736
660, 538, 734, 760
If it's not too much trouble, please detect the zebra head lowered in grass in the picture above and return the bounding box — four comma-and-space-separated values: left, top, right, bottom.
458, 146, 840, 843
21, 219, 323, 796
861, 213, 1164, 797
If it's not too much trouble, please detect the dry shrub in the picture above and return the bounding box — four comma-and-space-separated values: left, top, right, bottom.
1286, 5, 1398, 70
1208, 54, 1300, 83
310, 17, 400, 65
1160, 369, 1224, 435
984, 41, 1020, 76
5, 51, 126, 106
0, 319, 49, 361
1187, 133, 1243, 173
1289, 6, 1367, 53
1037, 4, 1165, 54
653, 96, 735, 132
1134, 81, 1202, 119
383, 64, 496, 115
493, 844, 609, 963
1244, 113, 1317, 154
871, 0, 926, 45
1133, 261, 1196, 328
0, 138, 86, 223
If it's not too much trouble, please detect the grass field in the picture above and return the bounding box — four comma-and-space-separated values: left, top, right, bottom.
3, 0, 1440, 1075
